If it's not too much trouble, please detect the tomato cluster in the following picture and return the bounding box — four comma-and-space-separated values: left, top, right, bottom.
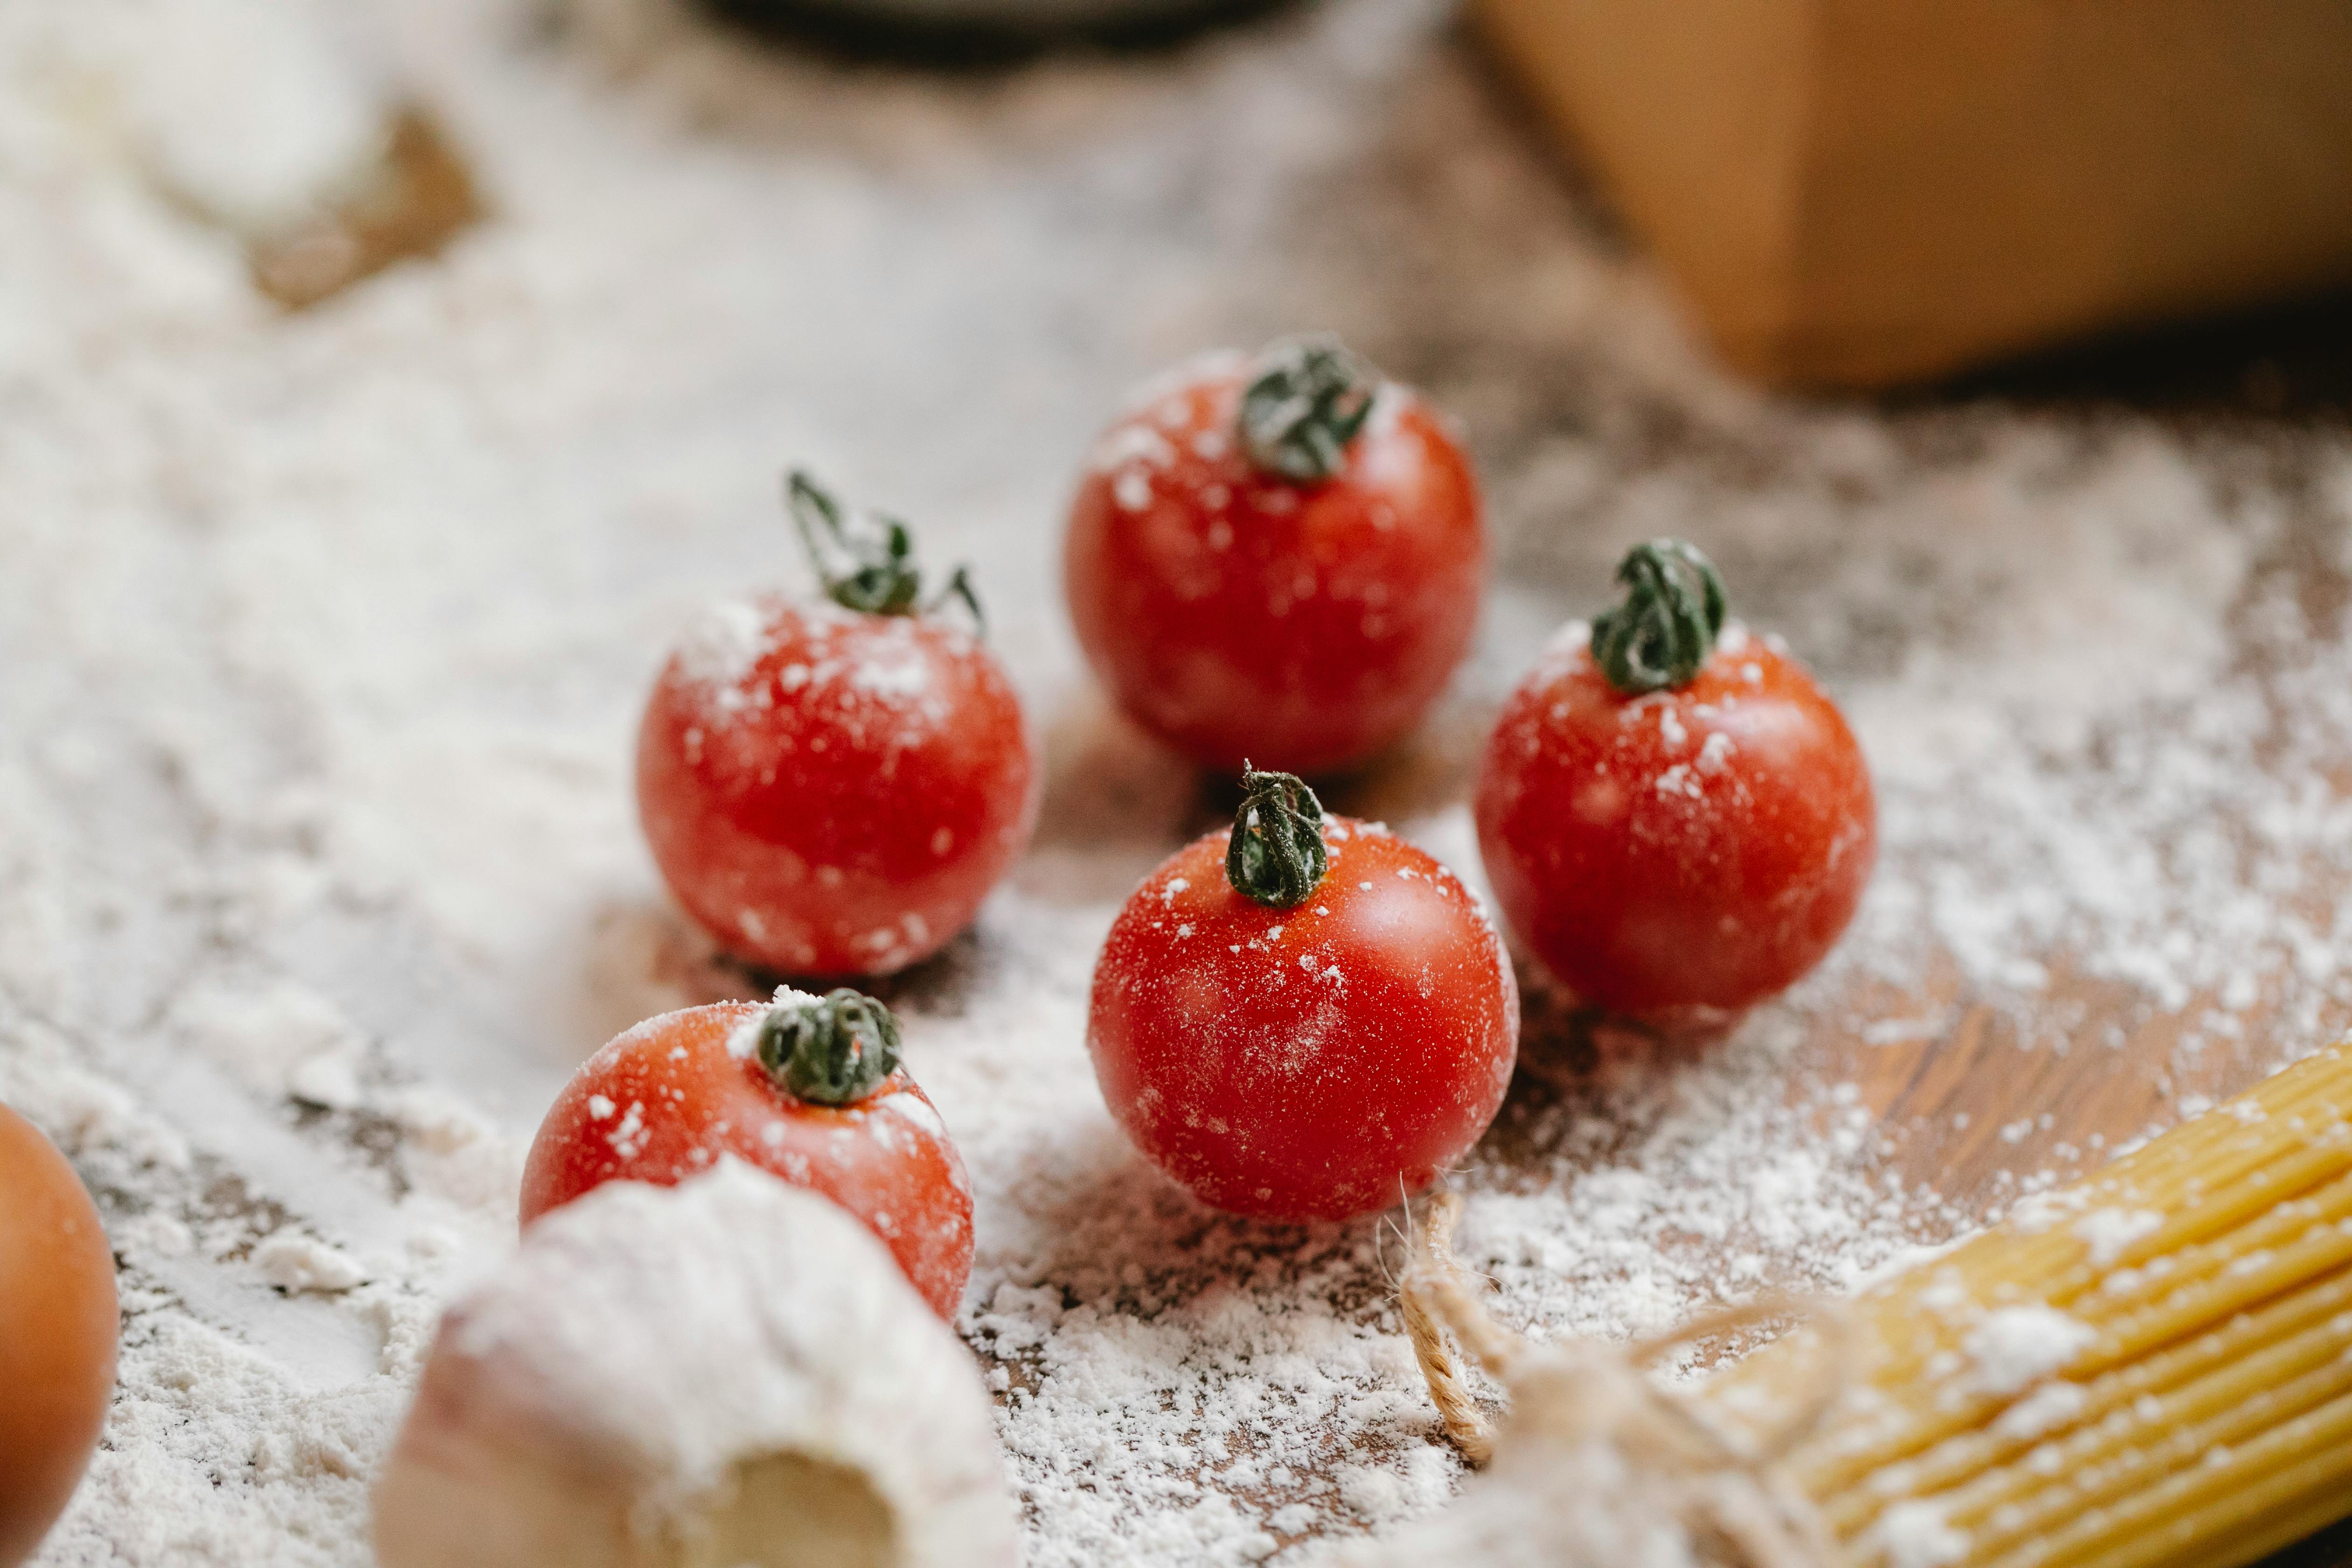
535, 474, 1009, 1318
1064, 358, 1871, 1216
527, 339, 1875, 1325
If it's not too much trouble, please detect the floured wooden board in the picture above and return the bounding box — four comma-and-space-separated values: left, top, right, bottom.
2, 0, 2351, 1564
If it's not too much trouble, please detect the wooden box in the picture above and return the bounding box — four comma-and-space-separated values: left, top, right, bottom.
1474, 0, 2352, 388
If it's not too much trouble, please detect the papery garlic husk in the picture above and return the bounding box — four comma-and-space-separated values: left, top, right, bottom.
373, 1159, 1019, 1568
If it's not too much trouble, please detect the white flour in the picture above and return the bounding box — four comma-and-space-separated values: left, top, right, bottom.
5, 0, 2352, 1563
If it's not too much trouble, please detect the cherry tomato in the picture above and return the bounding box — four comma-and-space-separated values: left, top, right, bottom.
1087, 770, 1519, 1221
639, 472, 1036, 979
1475, 541, 1876, 1023
519, 992, 973, 1319
1065, 337, 1484, 776
0, 1104, 117, 1568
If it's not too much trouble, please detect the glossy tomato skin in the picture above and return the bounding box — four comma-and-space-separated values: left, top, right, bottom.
1065, 355, 1484, 776
1475, 623, 1876, 1021
519, 1003, 974, 1319
1088, 819, 1518, 1221
638, 599, 1037, 979
0, 1105, 117, 1568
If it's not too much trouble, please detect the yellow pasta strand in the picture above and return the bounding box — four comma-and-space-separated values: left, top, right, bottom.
1700, 1044, 2352, 1568
1996, 1390, 2352, 1568
1830, 1265, 2352, 1540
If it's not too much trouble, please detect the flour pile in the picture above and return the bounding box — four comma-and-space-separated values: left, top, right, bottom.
4, 0, 2352, 1562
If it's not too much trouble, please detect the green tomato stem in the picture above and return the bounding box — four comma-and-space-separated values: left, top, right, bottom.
787, 469, 986, 632
1590, 539, 1727, 694
756, 987, 903, 1106
1225, 765, 1329, 909
1236, 336, 1376, 485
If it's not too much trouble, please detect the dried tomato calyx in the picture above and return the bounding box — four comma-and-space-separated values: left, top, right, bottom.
1237, 336, 1377, 485
756, 987, 903, 1106
1590, 539, 1727, 695
1225, 765, 1329, 909
787, 468, 984, 631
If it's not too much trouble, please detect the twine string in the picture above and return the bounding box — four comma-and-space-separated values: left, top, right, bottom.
1397, 1192, 1851, 1568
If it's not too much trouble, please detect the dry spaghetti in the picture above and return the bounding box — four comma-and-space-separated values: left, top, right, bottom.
1400, 1046, 2352, 1568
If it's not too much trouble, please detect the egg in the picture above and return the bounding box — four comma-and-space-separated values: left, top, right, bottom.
0, 1104, 118, 1568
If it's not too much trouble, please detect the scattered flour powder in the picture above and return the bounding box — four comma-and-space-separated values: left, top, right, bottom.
1961, 1306, 2099, 1399
5, 0, 2352, 1563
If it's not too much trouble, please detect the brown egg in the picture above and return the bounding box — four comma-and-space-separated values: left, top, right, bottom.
0, 1104, 118, 1568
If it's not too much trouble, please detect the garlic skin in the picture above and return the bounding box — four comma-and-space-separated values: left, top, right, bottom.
373, 1159, 1019, 1568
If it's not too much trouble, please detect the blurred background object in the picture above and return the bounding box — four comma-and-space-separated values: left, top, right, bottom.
16, 0, 476, 310
1475, 0, 2352, 389
570, 0, 1285, 71
247, 108, 478, 310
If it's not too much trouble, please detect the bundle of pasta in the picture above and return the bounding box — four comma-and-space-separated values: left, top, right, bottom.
1376, 1044, 2352, 1568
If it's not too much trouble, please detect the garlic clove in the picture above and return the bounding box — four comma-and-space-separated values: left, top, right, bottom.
373, 1158, 1019, 1568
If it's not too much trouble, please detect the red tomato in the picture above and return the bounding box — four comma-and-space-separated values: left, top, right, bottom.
1475, 541, 1876, 1023
0, 1104, 117, 1568
1087, 770, 1519, 1220
639, 473, 1036, 979
519, 993, 973, 1318
1065, 338, 1484, 776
